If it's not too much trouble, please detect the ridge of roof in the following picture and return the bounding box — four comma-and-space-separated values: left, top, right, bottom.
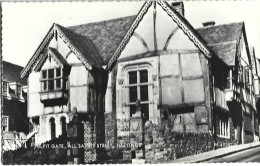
68, 15, 136, 29
196, 22, 243, 30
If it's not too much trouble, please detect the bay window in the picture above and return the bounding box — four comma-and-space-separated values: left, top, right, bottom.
41, 68, 63, 92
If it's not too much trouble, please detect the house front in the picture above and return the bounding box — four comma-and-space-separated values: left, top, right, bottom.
20, 1, 259, 162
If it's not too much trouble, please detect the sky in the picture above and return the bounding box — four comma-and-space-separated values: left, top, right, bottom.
2, 1, 260, 67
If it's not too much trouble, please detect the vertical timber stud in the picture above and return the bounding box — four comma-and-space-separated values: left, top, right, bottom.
153, 2, 158, 51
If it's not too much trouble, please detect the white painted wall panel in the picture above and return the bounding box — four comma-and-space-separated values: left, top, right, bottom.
70, 86, 88, 112
167, 30, 197, 50
69, 66, 88, 86
156, 4, 178, 50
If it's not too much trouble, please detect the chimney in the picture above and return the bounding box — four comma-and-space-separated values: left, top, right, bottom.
171, 2, 185, 17
202, 21, 216, 27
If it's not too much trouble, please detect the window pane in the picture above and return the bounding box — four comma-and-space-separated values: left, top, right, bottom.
49, 69, 54, 79
140, 85, 148, 101
3, 82, 7, 92
129, 86, 137, 103
42, 81, 47, 91
49, 80, 54, 91
56, 68, 61, 77
42, 70, 47, 79
130, 105, 136, 117
140, 70, 148, 83
56, 79, 61, 89
17, 85, 21, 95
2, 117, 7, 126
129, 71, 137, 84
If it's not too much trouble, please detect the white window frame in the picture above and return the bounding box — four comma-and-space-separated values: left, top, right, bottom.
218, 117, 230, 139
3, 81, 8, 93
2, 116, 9, 132
226, 69, 233, 90
16, 84, 22, 98
123, 64, 153, 120
40, 68, 63, 92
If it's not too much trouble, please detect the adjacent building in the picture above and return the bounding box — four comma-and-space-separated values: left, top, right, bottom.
2, 61, 28, 151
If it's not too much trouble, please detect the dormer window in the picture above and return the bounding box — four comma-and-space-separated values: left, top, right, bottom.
41, 68, 63, 92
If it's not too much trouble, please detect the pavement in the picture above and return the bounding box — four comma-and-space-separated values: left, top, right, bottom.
162, 141, 260, 163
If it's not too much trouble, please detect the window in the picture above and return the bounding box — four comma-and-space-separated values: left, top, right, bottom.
127, 69, 149, 121
2, 116, 9, 132
50, 118, 56, 140
60, 117, 67, 135
219, 116, 230, 138
41, 68, 63, 92
16, 85, 22, 97
3, 81, 8, 93
244, 67, 250, 85
226, 69, 233, 89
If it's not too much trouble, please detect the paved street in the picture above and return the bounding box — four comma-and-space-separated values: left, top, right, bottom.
207, 147, 260, 162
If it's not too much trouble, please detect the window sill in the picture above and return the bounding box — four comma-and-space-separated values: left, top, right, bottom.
40, 90, 68, 101
217, 135, 230, 139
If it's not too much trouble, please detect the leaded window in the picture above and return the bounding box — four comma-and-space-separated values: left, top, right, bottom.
127, 69, 149, 121
41, 68, 63, 92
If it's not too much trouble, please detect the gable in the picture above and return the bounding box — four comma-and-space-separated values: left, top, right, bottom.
107, 1, 212, 70
21, 24, 94, 78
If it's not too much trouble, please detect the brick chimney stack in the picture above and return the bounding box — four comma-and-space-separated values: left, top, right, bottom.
202, 21, 216, 27
171, 2, 185, 17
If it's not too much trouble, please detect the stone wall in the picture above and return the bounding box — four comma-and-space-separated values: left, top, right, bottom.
3, 135, 67, 165
244, 130, 254, 143
133, 118, 238, 163
133, 121, 214, 163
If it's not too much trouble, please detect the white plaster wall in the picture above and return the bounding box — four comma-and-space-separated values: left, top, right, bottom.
167, 29, 197, 50
156, 4, 178, 50
134, 5, 155, 51
69, 66, 89, 112
119, 35, 149, 59
35, 113, 69, 145
28, 71, 44, 117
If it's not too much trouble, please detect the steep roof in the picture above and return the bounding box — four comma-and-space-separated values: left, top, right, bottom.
56, 24, 103, 68
68, 16, 136, 65
197, 22, 244, 66
3, 61, 27, 85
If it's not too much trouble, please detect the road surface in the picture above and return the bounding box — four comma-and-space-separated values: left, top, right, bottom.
207, 146, 260, 162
